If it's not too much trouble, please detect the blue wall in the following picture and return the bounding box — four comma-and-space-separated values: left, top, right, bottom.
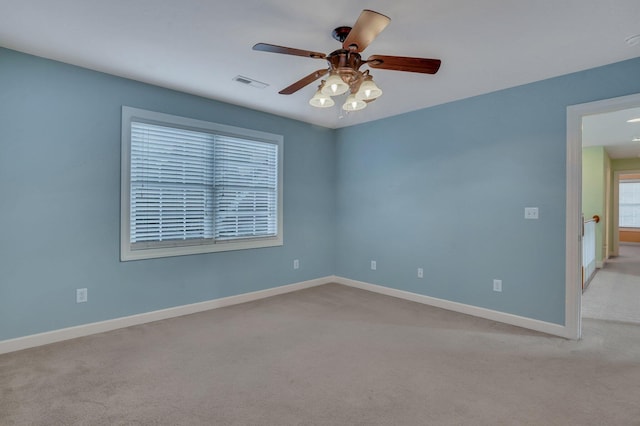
2, 46, 640, 341
0, 48, 336, 341
335, 57, 640, 324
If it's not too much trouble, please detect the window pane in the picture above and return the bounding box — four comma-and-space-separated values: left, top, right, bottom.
619, 181, 640, 228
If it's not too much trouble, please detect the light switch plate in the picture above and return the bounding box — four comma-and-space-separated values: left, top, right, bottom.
524, 207, 539, 219
76, 288, 88, 303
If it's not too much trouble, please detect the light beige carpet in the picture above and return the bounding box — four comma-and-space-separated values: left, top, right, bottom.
2, 283, 640, 425
582, 243, 640, 324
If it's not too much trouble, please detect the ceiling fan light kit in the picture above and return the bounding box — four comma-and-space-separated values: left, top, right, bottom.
343, 94, 367, 111
317, 69, 379, 111
321, 72, 350, 96
253, 9, 441, 113
355, 74, 382, 101
309, 87, 335, 108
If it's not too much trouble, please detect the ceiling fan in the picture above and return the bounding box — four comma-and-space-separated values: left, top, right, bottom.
253, 9, 441, 112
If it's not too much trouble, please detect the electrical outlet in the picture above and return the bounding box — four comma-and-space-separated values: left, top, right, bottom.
417, 268, 424, 278
524, 207, 539, 219
493, 279, 502, 292
293, 259, 299, 270
371, 260, 377, 270
76, 288, 88, 303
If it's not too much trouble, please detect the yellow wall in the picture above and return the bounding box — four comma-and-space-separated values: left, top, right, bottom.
582, 147, 608, 263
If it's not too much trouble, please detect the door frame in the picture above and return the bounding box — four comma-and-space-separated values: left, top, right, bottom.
566, 92, 640, 340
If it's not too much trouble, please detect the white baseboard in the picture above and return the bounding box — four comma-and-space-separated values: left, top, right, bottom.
0, 276, 332, 355
333, 276, 570, 338
1, 275, 572, 355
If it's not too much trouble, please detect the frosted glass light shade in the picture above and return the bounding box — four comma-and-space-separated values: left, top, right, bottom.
321, 73, 349, 96
309, 89, 335, 108
342, 94, 367, 111
355, 78, 382, 100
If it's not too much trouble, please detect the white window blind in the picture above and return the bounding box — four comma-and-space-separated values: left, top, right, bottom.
130, 122, 215, 245
619, 180, 640, 228
122, 107, 283, 261
213, 136, 278, 240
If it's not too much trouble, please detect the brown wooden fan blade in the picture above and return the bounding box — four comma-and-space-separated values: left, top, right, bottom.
253, 43, 326, 59
279, 69, 329, 95
366, 55, 441, 74
342, 10, 390, 52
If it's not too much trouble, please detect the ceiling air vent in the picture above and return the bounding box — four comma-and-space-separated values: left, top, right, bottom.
233, 75, 269, 89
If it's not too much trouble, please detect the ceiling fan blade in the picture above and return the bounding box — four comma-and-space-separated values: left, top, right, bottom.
253, 43, 326, 59
279, 69, 329, 95
342, 10, 390, 52
366, 55, 441, 74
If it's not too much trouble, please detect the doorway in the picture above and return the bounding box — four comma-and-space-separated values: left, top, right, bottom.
566, 93, 640, 339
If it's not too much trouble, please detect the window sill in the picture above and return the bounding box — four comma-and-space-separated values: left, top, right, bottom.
121, 236, 283, 261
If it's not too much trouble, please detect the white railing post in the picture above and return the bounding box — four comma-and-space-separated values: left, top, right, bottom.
582, 219, 597, 288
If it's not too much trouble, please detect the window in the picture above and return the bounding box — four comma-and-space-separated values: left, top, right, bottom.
121, 106, 283, 261
619, 180, 640, 228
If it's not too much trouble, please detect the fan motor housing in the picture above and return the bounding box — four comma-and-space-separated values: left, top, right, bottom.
326, 49, 364, 87
328, 49, 363, 71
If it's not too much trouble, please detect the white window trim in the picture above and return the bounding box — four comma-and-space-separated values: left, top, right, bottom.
120, 106, 283, 261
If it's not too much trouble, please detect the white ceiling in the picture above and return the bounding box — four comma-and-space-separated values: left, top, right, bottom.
583, 107, 640, 159
1, 1, 639, 129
